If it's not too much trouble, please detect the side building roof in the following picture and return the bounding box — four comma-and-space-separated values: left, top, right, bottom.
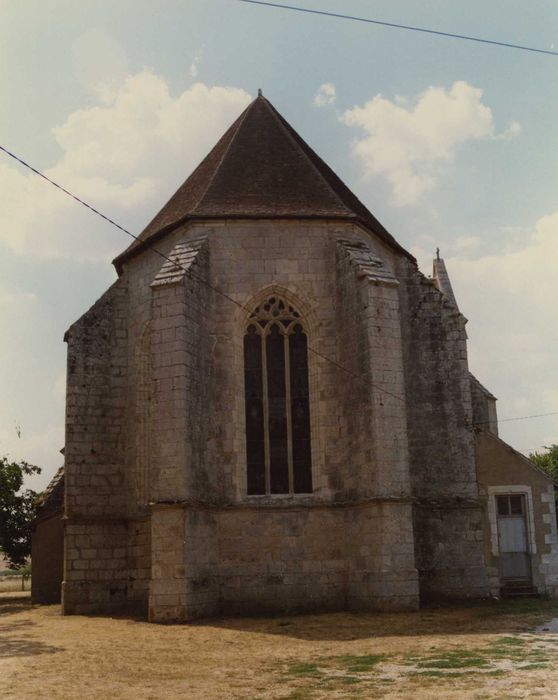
35, 466, 64, 521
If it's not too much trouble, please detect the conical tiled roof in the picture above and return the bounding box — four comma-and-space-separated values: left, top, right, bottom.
113, 95, 413, 272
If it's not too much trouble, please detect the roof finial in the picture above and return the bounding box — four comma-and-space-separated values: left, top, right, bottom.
436, 247, 440, 260
258, 88, 263, 97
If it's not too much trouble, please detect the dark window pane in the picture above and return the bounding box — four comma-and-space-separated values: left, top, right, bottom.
244, 327, 265, 494
289, 325, 312, 493
496, 495, 509, 516
510, 495, 524, 515
266, 324, 289, 493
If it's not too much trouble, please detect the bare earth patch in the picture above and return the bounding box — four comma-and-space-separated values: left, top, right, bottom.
2, 595, 558, 699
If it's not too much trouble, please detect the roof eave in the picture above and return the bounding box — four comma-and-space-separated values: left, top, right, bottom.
112, 213, 416, 275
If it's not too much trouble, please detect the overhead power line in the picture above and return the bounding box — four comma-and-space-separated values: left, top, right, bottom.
2, 143, 557, 429
473, 411, 558, 426
237, 0, 558, 57
0, 143, 405, 404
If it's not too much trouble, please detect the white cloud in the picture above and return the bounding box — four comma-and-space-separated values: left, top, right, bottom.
452, 235, 481, 254
313, 83, 336, 107
189, 48, 203, 78
446, 210, 558, 452
341, 81, 517, 206
0, 72, 251, 261
497, 120, 521, 140
0, 289, 36, 306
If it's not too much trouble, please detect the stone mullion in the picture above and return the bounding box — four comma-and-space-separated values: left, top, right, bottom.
261, 328, 271, 495
283, 330, 294, 495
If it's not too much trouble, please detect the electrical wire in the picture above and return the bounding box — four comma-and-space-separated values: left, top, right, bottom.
2, 143, 557, 428
236, 1, 558, 57
474, 411, 558, 426
0, 143, 405, 404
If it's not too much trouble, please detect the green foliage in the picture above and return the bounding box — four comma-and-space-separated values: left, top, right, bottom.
529, 444, 558, 481
0, 456, 41, 568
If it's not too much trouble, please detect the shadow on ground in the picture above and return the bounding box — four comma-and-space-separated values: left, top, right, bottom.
0, 593, 33, 617
199, 599, 558, 641
0, 595, 64, 658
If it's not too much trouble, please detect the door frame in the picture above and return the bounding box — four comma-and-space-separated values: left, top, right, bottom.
486, 484, 537, 561
495, 493, 532, 583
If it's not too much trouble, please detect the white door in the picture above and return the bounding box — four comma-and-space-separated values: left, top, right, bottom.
496, 494, 531, 582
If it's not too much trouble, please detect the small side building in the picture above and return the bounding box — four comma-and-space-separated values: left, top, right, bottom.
31, 466, 64, 604
476, 429, 558, 597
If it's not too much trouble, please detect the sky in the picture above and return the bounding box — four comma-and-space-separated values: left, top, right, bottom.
1, 0, 557, 491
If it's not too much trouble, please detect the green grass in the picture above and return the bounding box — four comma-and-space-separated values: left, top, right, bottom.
335, 653, 385, 673
410, 670, 481, 678
285, 662, 322, 678
474, 598, 558, 620
416, 654, 489, 669
277, 629, 554, 694
409, 635, 550, 673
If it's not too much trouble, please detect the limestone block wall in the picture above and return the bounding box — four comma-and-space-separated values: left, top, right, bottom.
412, 505, 487, 600
396, 258, 489, 599
148, 508, 220, 623
148, 501, 418, 619
63, 280, 137, 613
126, 518, 151, 611
64, 280, 128, 518
334, 239, 411, 501
64, 216, 505, 619
119, 218, 411, 505
206, 219, 341, 501
476, 430, 558, 597
397, 261, 476, 499
470, 374, 499, 436
63, 521, 129, 613
344, 501, 418, 611
129, 219, 420, 619
217, 506, 353, 615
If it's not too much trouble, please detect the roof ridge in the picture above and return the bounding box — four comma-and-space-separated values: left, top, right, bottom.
191, 98, 254, 213
260, 97, 353, 215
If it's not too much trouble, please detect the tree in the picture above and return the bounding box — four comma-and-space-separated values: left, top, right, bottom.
0, 456, 41, 569
529, 444, 558, 482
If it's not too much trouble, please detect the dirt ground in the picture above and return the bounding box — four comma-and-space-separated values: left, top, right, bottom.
2, 594, 558, 699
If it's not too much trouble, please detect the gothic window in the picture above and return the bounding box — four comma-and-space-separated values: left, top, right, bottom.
244, 296, 312, 495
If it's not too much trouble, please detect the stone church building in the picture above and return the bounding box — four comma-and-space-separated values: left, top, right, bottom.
32, 94, 558, 621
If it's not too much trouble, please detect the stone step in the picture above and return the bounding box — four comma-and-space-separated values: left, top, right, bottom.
500, 585, 539, 598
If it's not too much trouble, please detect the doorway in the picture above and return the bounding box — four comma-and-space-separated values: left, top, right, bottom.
496, 494, 532, 584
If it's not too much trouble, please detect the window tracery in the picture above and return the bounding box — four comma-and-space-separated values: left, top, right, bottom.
244, 296, 312, 495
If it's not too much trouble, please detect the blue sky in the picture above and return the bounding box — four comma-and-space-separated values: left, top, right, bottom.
1, 0, 557, 490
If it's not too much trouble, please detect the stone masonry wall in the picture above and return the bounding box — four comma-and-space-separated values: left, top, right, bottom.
65, 216, 504, 619
64, 281, 128, 518
396, 257, 489, 599
470, 375, 498, 436
118, 218, 420, 619
334, 239, 412, 500
217, 502, 417, 615
63, 281, 134, 613
148, 500, 418, 619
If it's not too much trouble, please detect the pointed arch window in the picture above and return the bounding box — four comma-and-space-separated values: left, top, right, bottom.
244, 296, 312, 495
